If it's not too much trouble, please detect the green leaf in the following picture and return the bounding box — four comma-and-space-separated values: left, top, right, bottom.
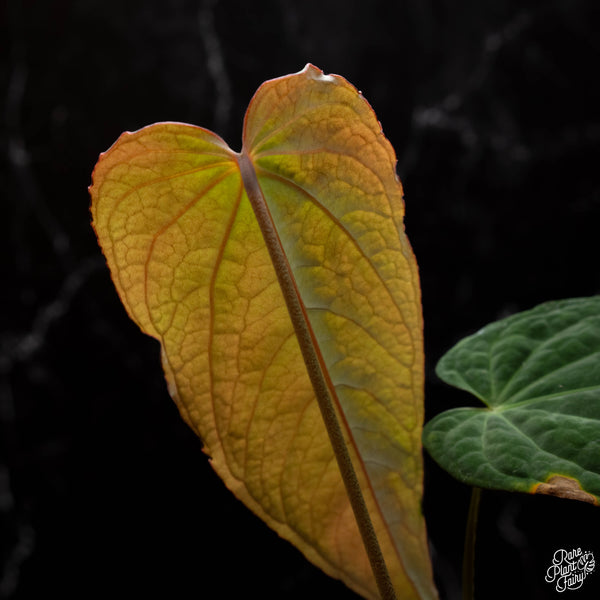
423, 296, 600, 505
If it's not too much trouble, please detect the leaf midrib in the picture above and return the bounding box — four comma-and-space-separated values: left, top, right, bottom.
494, 384, 600, 412
236, 149, 408, 600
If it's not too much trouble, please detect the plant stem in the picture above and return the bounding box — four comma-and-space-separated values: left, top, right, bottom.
462, 487, 481, 600
238, 152, 397, 600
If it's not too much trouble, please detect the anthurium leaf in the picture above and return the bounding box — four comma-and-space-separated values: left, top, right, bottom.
423, 296, 600, 506
90, 64, 436, 599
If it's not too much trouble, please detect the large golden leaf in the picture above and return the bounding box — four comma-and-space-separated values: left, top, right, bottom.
90, 64, 436, 599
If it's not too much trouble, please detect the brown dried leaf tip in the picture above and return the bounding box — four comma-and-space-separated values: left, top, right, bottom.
533, 475, 599, 506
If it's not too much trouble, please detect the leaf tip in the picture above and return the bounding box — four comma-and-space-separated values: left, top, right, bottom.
532, 475, 599, 506
300, 62, 336, 83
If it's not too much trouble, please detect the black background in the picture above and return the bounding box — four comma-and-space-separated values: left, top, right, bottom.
2, 0, 599, 598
